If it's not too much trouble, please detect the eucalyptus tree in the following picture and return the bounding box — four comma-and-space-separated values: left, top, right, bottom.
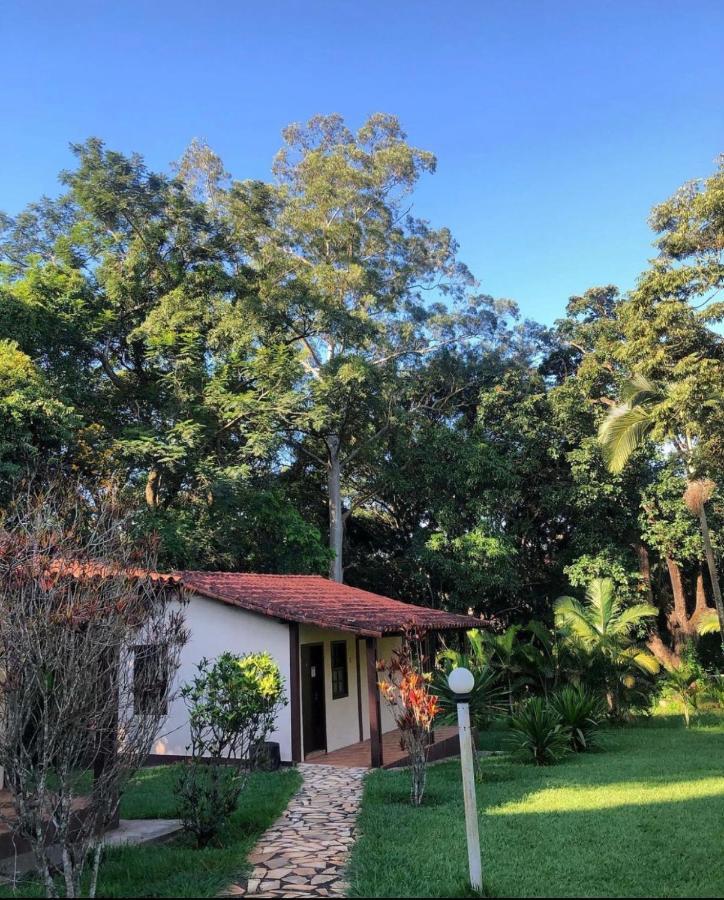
0, 140, 330, 573
228, 114, 497, 580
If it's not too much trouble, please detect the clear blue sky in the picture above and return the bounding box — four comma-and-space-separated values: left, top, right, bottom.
3, 0, 724, 323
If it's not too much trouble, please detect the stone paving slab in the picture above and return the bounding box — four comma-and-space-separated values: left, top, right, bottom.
222, 763, 366, 898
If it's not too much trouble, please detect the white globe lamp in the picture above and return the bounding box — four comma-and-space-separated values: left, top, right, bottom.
447, 666, 475, 697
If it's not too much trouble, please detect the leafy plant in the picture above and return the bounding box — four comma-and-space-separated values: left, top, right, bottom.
378, 629, 439, 806
659, 644, 708, 727
175, 651, 286, 846
434, 655, 507, 729
660, 667, 705, 727
507, 697, 571, 765
554, 577, 659, 717
549, 685, 605, 751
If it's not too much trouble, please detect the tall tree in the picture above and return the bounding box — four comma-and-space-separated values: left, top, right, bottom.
0, 140, 328, 573
228, 113, 493, 580
599, 375, 724, 641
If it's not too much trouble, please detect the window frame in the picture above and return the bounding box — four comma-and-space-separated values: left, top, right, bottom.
133, 643, 169, 715
330, 640, 349, 700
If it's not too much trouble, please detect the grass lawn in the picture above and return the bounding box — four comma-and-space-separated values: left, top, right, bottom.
2, 765, 301, 898
349, 715, 724, 898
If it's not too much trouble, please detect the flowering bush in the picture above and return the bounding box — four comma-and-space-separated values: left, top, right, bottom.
378, 628, 439, 806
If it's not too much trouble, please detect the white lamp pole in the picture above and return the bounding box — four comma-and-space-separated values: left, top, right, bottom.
447, 666, 482, 894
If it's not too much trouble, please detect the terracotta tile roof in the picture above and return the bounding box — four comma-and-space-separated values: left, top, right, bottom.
178, 572, 480, 637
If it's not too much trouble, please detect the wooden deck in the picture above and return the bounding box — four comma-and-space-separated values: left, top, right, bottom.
303, 725, 460, 769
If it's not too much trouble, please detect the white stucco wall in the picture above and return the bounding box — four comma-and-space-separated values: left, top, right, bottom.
154, 593, 293, 761
152, 593, 404, 764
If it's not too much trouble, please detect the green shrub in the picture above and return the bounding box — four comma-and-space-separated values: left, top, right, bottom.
705, 673, 724, 709
175, 651, 287, 846
549, 684, 605, 751
507, 697, 570, 765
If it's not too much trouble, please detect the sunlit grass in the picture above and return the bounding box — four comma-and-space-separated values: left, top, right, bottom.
349, 716, 724, 897
491, 775, 724, 814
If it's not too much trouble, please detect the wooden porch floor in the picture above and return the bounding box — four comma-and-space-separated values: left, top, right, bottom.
303, 725, 460, 769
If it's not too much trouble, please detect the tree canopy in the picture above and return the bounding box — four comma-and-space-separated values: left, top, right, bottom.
1, 114, 722, 665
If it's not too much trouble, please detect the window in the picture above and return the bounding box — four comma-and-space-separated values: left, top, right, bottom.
331, 641, 348, 700
133, 644, 168, 715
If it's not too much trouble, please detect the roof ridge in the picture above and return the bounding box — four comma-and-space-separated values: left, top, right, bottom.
178, 570, 329, 579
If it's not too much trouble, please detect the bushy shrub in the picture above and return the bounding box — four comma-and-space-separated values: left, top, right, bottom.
549, 685, 605, 751
175, 651, 286, 846
507, 697, 570, 765
705, 672, 724, 709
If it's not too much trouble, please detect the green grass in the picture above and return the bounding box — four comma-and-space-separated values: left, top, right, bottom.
2, 765, 301, 898
349, 716, 724, 898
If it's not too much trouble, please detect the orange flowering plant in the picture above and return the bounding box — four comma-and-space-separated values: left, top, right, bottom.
377, 626, 440, 806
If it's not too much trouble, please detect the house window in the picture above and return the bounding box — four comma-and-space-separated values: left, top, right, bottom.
331, 641, 349, 700
133, 644, 168, 715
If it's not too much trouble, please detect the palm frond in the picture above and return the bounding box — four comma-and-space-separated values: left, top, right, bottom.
585, 577, 616, 631
598, 404, 653, 474
610, 603, 658, 634
618, 646, 661, 675
620, 373, 663, 406
554, 596, 599, 643
697, 610, 721, 635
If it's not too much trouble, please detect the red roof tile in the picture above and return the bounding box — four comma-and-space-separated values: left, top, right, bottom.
178, 572, 481, 637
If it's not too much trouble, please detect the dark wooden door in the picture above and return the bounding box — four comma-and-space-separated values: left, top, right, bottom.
301, 643, 326, 755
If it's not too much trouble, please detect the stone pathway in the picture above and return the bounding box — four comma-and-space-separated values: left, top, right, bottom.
222, 763, 367, 898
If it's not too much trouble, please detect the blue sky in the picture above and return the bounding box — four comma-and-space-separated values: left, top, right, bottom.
3, 0, 723, 323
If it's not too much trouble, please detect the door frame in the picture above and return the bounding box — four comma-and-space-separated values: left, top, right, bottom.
301, 642, 327, 756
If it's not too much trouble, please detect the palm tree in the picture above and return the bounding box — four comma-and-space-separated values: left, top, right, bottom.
598, 374, 724, 643
554, 577, 660, 715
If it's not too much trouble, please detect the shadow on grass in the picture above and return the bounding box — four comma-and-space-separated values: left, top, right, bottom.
350, 723, 724, 898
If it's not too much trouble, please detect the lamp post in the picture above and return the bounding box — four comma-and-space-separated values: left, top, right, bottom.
447, 666, 482, 894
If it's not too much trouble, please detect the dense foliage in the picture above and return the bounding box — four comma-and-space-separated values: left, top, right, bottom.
1, 114, 723, 670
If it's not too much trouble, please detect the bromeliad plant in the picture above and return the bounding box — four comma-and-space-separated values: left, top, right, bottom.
378, 628, 440, 806
549, 685, 605, 752
507, 697, 571, 765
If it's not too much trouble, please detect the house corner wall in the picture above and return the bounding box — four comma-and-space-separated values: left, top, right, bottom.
154, 593, 293, 762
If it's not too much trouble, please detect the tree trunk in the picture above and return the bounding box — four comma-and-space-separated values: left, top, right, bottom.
697, 505, 724, 647
640, 544, 683, 668
665, 557, 688, 632
145, 466, 161, 509
695, 566, 709, 615
326, 437, 343, 582
646, 631, 681, 670
662, 556, 694, 656
636, 544, 654, 604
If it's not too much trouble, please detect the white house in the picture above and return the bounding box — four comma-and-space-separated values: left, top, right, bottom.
150, 572, 477, 768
